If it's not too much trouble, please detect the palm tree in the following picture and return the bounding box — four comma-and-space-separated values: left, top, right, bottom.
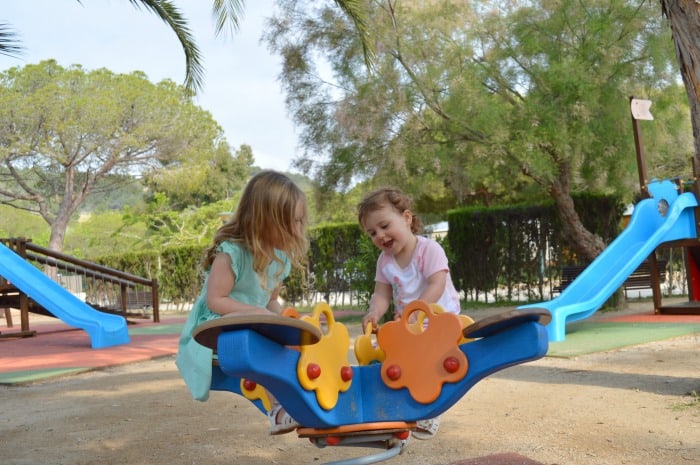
0, 0, 372, 95
661, 1, 700, 175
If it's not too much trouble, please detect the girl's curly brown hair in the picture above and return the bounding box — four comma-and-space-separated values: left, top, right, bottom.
357, 187, 423, 234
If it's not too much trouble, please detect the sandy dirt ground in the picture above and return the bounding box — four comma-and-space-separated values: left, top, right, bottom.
1, 306, 699, 465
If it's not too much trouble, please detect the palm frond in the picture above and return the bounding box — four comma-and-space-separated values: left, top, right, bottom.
0, 23, 24, 59
129, 0, 205, 95
212, 0, 246, 37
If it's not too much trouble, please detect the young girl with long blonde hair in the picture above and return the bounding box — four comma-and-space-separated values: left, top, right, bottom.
177, 170, 308, 434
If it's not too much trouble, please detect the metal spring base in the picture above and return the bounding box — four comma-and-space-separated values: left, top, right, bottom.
298, 423, 414, 465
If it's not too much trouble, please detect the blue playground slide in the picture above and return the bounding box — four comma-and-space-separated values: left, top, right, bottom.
519, 179, 698, 342
0, 242, 130, 349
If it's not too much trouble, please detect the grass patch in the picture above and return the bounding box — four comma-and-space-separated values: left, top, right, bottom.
334, 313, 365, 324
461, 300, 523, 310
287, 303, 365, 325
672, 391, 700, 411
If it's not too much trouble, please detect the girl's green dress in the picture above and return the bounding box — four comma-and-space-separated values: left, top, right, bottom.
176, 241, 290, 401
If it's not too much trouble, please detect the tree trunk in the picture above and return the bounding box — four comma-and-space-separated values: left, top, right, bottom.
549, 166, 606, 263
661, 1, 700, 168
48, 215, 69, 254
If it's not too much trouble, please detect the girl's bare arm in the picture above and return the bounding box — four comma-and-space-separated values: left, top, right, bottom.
205, 253, 273, 316
362, 281, 393, 329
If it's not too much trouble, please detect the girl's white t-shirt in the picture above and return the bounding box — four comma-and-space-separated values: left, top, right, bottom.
375, 235, 461, 316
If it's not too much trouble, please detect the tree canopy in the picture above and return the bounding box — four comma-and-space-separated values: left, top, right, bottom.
266, 0, 690, 261
0, 60, 234, 251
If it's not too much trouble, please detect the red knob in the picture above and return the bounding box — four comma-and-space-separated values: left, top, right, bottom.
443, 356, 460, 373
340, 366, 353, 382
307, 363, 322, 379
326, 436, 341, 446
242, 379, 257, 391
386, 364, 401, 380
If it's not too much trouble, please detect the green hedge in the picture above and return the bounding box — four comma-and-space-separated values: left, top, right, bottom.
92, 194, 621, 309
95, 245, 203, 310
286, 223, 378, 307
448, 193, 622, 302
93, 224, 378, 310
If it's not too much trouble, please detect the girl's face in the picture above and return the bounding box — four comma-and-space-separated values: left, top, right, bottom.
361, 204, 414, 257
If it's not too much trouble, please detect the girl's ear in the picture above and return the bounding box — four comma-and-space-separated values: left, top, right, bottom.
403, 209, 413, 225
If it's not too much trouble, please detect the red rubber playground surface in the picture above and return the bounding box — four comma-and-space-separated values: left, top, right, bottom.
0, 313, 186, 384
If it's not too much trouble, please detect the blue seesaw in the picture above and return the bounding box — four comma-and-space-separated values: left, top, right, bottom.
192, 300, 550, 465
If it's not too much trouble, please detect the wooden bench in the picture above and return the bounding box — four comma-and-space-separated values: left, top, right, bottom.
554, 259, 667, 295
125, 290, 153, 309
122, 290, 154, 318
553, 265, 587, 294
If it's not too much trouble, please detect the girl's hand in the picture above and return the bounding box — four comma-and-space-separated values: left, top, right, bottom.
362, 311, 380, 332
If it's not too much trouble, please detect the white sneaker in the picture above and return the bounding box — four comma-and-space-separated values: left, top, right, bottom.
412, 416, 440, 440
267, 404, 300, 435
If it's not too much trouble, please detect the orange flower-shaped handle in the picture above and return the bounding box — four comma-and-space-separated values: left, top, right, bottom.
377, 300, 468, 404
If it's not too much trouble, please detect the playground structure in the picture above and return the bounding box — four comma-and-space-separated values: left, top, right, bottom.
519, 179, 698, 341
0, 240, 130, 349
0, 238, 158, 348
192, 301, 550, 465
519, 97, 700, 342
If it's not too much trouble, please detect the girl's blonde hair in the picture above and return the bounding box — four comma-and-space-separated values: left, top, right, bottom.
357, 187, 423, 234
203, 170, 308, 286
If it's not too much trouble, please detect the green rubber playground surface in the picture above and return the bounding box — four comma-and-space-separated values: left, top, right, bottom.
547, 321, 700, 358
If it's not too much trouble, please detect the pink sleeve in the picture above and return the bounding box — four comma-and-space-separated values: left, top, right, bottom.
375, 253, 390, 284
421, 239, 449, 277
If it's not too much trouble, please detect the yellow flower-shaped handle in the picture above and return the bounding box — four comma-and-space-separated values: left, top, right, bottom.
297, 302, 353, 410
354, 322, 386, 365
